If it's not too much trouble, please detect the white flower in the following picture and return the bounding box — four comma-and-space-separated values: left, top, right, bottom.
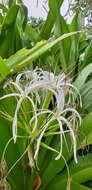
0, 68, 82, 163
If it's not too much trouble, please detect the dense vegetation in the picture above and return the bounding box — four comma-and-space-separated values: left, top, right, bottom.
0, 0, 92, 190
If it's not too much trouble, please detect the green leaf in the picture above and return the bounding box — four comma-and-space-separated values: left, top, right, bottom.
49, 0, 71, 70
39, 134, 71, 189
38, 11, 54, 40
70, 154, 92, 183
73, 63, 92, 91
3, 4, 19, 25
0, 3, 8, 12
77, 113, 92, 149
46, 154, 92, 190
0, 5, 20, 58
7, 31, 84, 73
19, 4, 28, 30
25, 24, 38, 42
70, 182, 92, 190
8, 0, 16, 8
0, 117, 25, 190
38, 0, 64, 40
0, 13, 3, 24
0, 56, 10, 82
68, 12, 83, 73
47, 180, 91, 190
80, 80, 92, 112
83, 42, 92, 67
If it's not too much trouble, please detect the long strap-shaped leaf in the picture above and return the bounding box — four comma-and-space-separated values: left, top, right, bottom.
46, 154, 92, 190
0, 30, 90, 84
7, 31, 85, 72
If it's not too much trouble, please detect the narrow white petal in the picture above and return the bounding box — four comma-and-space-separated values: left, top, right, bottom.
34, 117, 54, 160
59, 116, 77, 163
61, 108, 82, 125
57, 89, 64, 113
29, 110, 54, 125
26, 81, 56, 95
16, 71, 32, 84
55, 119, 63, 160
64, 82, 82, 107
13, 97, 23, 143
34, 89, 40, 104
26, 96, 38, 133
0, 93, 21, 100
10, 81, 24, 94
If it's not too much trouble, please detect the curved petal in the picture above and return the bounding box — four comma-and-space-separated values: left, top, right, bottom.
59, 116, 77, 163
13, 97, 23, 143
34, 117, 55, 161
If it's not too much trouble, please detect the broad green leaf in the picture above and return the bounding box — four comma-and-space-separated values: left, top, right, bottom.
39, 136, 59, 176
39, 134, 71, 189
38, 11, 54, 40
46, 154, 92, 190
87, 131, 92, 145
25, 24, 38, 42
0, 5, 20, 58
77, 113, 92, 149
69, 12, 82, 70
0, 117, 25, 190
70, 182, 92, 190
6, 41, 48, 69
80, 80, 92, 111
83, 42, 92, 67
71, 154, 92, 183
15, 25, 23, 51
8, 0, 16, 8
38, 0, 64, 40
49, 0, 71, 70
79, 39, 89, 53
47, 179, 91, 190
3, 5, 19, 25
19, 3, 28, 30
73, 63, 92, 91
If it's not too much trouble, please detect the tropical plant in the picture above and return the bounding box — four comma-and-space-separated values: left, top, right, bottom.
0, 0, 92, 190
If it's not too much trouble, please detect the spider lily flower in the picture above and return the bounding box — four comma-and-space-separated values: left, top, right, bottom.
0, 68, 82, 163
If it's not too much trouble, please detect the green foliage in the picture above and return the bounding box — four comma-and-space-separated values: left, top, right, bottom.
70, 0, 92, 30
0, 0, 92, 190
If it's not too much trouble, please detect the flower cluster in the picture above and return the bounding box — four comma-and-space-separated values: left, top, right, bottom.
0, 68, 82, 163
